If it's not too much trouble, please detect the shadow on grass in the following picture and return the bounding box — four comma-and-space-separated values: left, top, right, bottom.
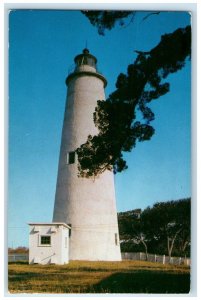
87, 270, 190, 294
9, 272, 45, 283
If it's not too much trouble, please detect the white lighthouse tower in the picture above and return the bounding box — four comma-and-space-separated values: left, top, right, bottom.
53, 49, 121, 261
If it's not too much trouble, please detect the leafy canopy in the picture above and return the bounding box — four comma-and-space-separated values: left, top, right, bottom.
82, 10, 135, 35
118, 198, 190, 256
76, 12, 191, 178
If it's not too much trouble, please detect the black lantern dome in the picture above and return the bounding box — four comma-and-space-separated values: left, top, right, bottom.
74, 48, 97, 69
66, 48, 107, 87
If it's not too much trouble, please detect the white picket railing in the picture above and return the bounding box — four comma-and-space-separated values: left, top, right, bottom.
8, 254, 29, 262
121, 252, 190, 266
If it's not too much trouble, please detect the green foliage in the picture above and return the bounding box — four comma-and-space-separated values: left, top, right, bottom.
81, 11, 135, 35
118, 198, 191, 257
76, 16, 191, 177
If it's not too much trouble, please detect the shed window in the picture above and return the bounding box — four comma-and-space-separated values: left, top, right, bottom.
40, 235, 51, 245
67, 152, 75, 164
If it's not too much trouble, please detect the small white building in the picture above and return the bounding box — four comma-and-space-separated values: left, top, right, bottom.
28, 222, 71, 265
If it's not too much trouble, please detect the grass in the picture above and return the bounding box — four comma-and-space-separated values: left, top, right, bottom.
8, 260, 190, 294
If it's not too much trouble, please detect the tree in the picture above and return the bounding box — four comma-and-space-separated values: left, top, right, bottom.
82, 10, 136, 35
8, 246, 29, 254
77, 11, 191, 178
131, 219, 149, 260
142, 198, 190, 258
118, 210, 150, 259
174, 199, 191, 257
81, 11, 161, 36
118, 198, 190, 257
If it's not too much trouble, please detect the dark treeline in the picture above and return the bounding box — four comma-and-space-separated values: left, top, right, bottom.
8, 247, 29, 254
118, 198, 190, 258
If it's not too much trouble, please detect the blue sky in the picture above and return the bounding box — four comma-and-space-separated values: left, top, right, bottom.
8, 10, 191, 248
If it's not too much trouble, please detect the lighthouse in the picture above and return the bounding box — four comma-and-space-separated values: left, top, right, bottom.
53, 49, 121, 261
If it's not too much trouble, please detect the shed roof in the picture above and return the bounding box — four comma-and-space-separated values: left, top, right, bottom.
28, 222, 71, 229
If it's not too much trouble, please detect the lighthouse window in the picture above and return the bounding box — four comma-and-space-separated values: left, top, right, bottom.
68, 224, 72, 237
115, 233, 118, 246
67, 152, 75, 164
